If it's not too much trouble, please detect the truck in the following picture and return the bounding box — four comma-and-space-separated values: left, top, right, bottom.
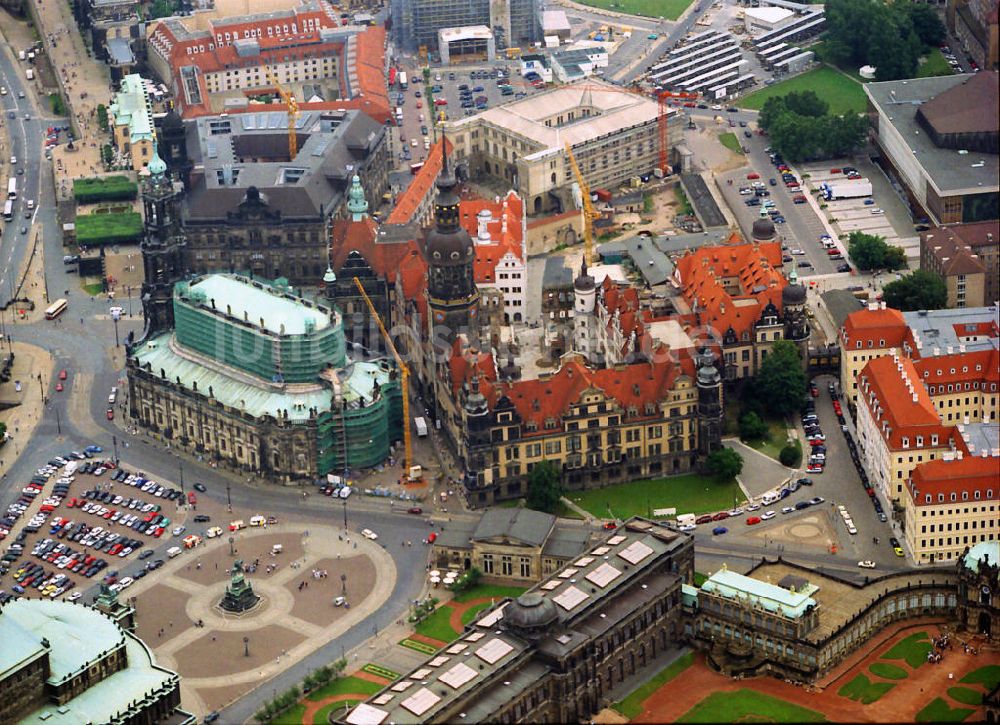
820, 180, 872, 200
398, 71, 408, 90
414, 416, 428, 437
25, 69, 34, 81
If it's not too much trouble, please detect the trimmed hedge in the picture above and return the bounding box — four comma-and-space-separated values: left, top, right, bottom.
76, 211, 143, 246
73, 176, 138, 203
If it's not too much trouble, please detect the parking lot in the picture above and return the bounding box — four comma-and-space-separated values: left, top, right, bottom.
0, 450, 193, 603
390, 63, 540, 172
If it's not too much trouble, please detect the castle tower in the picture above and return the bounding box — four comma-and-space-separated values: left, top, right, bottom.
462, 373, 491, 490
139, 141, 187, 339
573, 260, 600, 365
782, 266, 810, 361
696, 346, 723, 454
424, 139, 479, 346
347, 174, 369, 222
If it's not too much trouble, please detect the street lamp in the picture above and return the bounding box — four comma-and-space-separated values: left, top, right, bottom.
226, 481, 232, 513
111, 307, 121, 347
112, 434, 119, 464
178, 459, 185, 495
340, 573, 347, 596
342, 498, 348, 529
229, 536, 235, 556
243, 636, 250, 657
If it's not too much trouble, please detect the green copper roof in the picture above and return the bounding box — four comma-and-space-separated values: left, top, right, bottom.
110, 73, 154, 143
701, 569, 817, 619
964, 541, 1000, 573
181, 274, 331, 336
347, 173, 369, 221
147, 140, 167, 177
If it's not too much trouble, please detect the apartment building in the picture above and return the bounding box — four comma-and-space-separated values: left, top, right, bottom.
838, 304, 908, 408
920, 221, 1000, 307
905, 452, 999, 564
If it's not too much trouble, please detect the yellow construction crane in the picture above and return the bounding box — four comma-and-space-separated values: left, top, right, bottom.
565, 143, 600, 265
353, 277, 412, 475
261, 63, 300, 158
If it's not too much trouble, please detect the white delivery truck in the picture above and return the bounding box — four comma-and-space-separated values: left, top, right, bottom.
821, 180, 873, 200
414, 417, 428, 437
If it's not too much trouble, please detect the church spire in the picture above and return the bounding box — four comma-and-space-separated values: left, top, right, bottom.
347, 174, 369, 221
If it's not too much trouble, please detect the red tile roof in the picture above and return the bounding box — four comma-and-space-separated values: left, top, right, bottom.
857, 355, 954, 449
839, 306, 908, 350
329, 216, 423, 281
913, 349, 1000, 391
674, 240, 786, 339
908, 454, 1000, 506
387, 137, 453, 225
483, 355, 694, 435
458, 192, 525, 284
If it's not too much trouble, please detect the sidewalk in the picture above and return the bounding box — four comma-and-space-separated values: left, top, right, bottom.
0, 341, 56, 475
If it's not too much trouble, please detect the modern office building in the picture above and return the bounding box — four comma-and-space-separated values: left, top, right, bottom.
446, 79, 680, 215
391, 0, 540, 53
864, 73, 999, 226
342, 518, 695, 725
0, 597, 192, 724
128, 272, 402, 480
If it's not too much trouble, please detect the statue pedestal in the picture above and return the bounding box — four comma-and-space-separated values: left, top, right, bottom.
219, 565, 260, 613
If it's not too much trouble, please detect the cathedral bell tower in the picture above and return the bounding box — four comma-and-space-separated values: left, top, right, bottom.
424, 139, 479, 346
462, 372, 491, 490
139, 142, 187, 338
696, 346, 724, 454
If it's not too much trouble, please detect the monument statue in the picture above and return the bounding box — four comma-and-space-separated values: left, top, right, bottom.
219, 558, 260, 613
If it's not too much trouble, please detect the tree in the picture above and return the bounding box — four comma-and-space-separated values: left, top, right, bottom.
706, 448, 743, 482
755, 340, 807, 417
757, 93, 867, 163
779, 443, 802, 468
526, 460, 563, 514
739, 411, 769, 442
783, 90, 828, 118
908, 4, 946, 47
148, 0, 177, 19
0, 422, 7, 441
882, 270, 947, 311
96, 103, 108, 131
847, 231, 906, 271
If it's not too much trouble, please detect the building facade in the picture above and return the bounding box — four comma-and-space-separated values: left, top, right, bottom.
109, 74, 156, 172
391, 0, 540, 53
921, 221, 999, 308
128, 271, 402, 481
0, 598, 191, 725
948, 0, 1000, 71
342, 519, 694, 725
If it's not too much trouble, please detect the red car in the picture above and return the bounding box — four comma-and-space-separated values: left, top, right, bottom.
806, 464, 824, 473
746, 516, 762, 525
407, 507, 423, 515
187, 491, 197, 505
602, 522, 617, 530
56, 382, 64, 392
59, 369, 68, 380
427, 532, 438, 543
434, 99, 447, 106
416, 101, 422, 108
106, 408, 114, 420
695, 514, 713, 524
747, 172, 760, 180
712, 511, 730, 521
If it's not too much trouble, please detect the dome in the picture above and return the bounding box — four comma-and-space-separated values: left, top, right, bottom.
964, 541, 1000, 573
504, 593, 558, 631
696, 347, 721, 386
752, 218, 776, 241
574, 260, 595, 292
783, 283, 807, 305
322, 267, 337, 285
425, 226, 475, 266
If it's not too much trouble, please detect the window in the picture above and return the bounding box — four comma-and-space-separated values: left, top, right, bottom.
482, 553, 494, 574
501, 555, 513, 577
519, 557, 531, 578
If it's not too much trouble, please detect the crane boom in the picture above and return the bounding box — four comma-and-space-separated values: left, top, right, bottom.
353, 277, 412, 472
565, 143, 599, 266
261, 63, 300, 158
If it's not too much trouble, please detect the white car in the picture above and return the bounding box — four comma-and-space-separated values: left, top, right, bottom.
68, 591, 82, 602
858, 560, 877, 569
791, 248, 805, 255
361, 528, 378, 540
118, 576, 134, 589
109, 306, 124, 317
746, 502, 761, 511
781, 506, 795, 514
172, 526, 186, 536
870, 208, 885, 215
761, 510, 776, 520
678, 523, 696, 532
727, 508, 745, 517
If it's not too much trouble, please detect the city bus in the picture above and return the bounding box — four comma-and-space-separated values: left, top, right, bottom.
2, 200, 12, 222
45, 298, 68, 320
6, 178, 16, 200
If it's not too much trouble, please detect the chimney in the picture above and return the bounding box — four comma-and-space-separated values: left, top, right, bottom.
912, 392, 919, 402
956, 450, 963, 460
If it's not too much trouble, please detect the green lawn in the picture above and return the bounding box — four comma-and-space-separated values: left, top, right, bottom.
740, 67, 867, 116
916, 697, 975, 723
574, 0, 694, 21
570, 473, 745, 520
414, 606, 461, 642
838, 674, 896, 704
961, 665, 1000, 690
82, 281, 105, 296
315, 700, 363, 723
882, 632, 932, 669
75, 211, 143, 246
399, 638, 437, 655
460, 601, 494, 627
947, 686, 984, 706
918, 48, 954, 78
270, 703, 307, 724
745, 417, 792, 461
679, 688, 827, 723
305, 676, 383, 702
615, 652, 694, 719
361, 663, 400, 680
868, 662, 909, 680
453, 584, 527, 604
719, 132, 743, 154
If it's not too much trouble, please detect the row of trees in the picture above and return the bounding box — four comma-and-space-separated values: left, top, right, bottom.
758, 91, 867, 162
882, 269, 948, 311
847, 231, 908, 271
825, 0, 946, 80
